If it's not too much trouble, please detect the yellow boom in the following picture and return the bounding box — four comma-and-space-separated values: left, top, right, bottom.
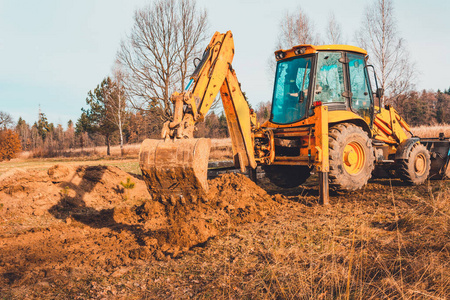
140, 31, 256, 202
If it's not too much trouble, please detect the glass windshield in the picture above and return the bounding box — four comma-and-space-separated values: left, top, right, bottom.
271, 56, 312, 124
314, 52, 345, 103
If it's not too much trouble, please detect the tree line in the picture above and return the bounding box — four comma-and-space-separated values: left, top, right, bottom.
0, 87, 448, 160
1, 0, 448, 161
0, 100, 273, 160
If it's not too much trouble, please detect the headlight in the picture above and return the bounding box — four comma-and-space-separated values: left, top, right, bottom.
275, 51, 286, 60
294, 47, 306, 55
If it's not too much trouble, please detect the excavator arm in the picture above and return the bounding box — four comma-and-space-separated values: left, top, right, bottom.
220, 66, 257, 171
140, 31, 256, 203
161, 32, 234, 139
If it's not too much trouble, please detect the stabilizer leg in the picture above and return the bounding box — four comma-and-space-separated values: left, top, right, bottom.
319, 171, 329, 205
248, 167, 257, 183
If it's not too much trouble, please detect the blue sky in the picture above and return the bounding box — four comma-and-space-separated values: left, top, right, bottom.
0, 0, 449, 127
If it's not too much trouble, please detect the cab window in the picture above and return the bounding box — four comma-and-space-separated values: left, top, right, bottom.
271, 56, 312, 124
314, 52, 345, 103
348, 53, 372, 124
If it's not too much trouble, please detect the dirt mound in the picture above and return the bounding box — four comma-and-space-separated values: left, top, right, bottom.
0, 165, 277, 289
112, 172, 278, 254
207, 172, 276, 223
0, 165, 149, 219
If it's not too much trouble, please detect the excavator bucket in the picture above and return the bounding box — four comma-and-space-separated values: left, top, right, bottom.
422, 137, 450, 179
139, 138, 211, 204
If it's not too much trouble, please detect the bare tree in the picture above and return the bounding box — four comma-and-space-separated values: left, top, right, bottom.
326, 13, 343, 44
16, 117, 30, 150
0, 111, 13, 130
356, 0, 416, 104
106, 65, 128, 156
277, 7, 320, 50
268, 7, 320, 76
117, 0, 208, 122
64, 120, 75, 150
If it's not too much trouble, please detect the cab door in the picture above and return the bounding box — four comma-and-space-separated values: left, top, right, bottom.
347, 53, 374, 126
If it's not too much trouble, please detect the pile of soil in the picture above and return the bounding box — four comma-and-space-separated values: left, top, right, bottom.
0, 164, 278, 288
0, 165, 149, 219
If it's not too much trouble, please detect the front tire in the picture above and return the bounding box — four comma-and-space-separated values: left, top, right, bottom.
397, 143, 430, 185
328, 123, 375, 191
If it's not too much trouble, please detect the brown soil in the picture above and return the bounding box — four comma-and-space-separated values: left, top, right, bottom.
0, 164, 277, 296
0, 164, 448, 299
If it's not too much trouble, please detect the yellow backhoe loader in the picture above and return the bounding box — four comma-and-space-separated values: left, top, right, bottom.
139, 31, 450, 204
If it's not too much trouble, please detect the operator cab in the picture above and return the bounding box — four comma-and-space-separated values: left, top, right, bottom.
270, 45, 374, 127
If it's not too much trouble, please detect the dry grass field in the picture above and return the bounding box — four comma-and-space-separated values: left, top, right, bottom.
18, 138, 233, 162
411, 124, 450, 138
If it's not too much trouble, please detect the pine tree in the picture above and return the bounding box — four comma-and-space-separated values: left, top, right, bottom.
35, 111, 50, 141
83, 77, 118, 155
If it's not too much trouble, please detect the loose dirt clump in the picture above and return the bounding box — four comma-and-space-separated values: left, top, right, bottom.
0, 164, 277, 295
105, 172, 278, 254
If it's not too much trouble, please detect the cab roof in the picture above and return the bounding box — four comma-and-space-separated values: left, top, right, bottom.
275, 44, 368, 61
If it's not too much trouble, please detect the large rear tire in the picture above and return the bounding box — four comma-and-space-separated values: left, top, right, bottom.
263, 165, 311, 188
328, 123, 375, 191
397, 143, 430, 185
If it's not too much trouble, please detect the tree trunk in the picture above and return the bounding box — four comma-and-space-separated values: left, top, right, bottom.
118, 93, 124, 156
106, 134, 111, 156
119, 125, 124, 156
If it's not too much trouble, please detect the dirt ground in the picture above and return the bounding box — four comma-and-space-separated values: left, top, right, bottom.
0, 163, 449, 299
0, 164, 278, 297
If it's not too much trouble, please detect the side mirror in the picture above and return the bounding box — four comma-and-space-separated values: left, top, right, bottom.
376, 88, 384, 99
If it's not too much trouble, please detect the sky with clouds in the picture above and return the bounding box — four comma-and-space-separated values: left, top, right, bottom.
0, 0, 449, 126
